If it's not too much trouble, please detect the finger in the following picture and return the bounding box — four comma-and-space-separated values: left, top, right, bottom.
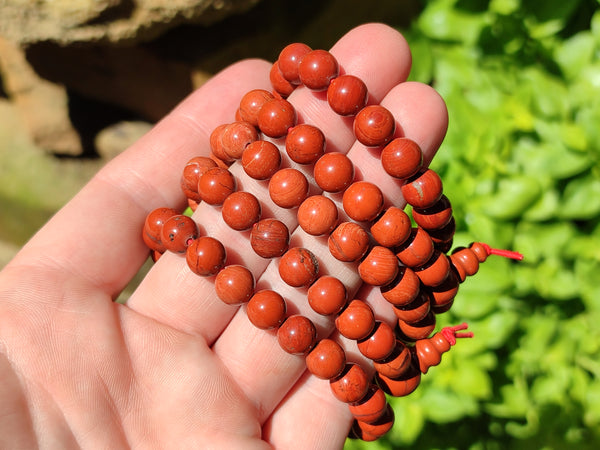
8, 59, 272, 299
212, 81, 449, 426
126, 23, 412, 340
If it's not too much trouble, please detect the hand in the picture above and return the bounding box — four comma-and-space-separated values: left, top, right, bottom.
0, 23, 448, 449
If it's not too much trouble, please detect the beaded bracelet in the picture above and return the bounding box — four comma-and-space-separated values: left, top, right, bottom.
142, 41, 523, 442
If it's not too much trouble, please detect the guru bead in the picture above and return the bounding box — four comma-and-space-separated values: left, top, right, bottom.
278, 247, 319, 288
298, 49, 339, 91
330, 363, 370, 403
185, 236, 226, 276
313, 152, 355, 193
278, 42, 312, 84
328, 222, 370, 262
277, 315, 318, 355
342, 181, 384, 222
246, 289, 287, 330
357, 321, 396, 362
221, 191, 261, 231
250, 218, 290, 258
297, 195, 338, 236
305, 338, 346, 380
285, 124, 326, 165
239, 89, 275, 126
370, 206, 411, 248
268, 168, 309, 209
380, 137, 423, 180
414, 323, 473, 373
241, 140, 281, 180
327, 74, 368, 116
257, 98, 297, 138
214, 265, 255, 305
353, 105, 395, 147
380, 266, 420, 307
348, 385, 388, 424
160, 214, 198, 253
198, 167, 236, 206
307, 275, 348, 315
401, 169, 443, 209
358, 246, 399, 287
335, 299, 375, 341
143, 207, 179, 253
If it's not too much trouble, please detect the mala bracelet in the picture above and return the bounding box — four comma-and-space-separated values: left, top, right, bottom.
142, 42, 523, 442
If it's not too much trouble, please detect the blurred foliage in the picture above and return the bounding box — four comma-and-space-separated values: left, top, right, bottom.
346, 0, 600, 448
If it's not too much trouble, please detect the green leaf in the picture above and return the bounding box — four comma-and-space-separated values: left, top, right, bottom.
513, 221, 576, 263
559, 173, 600, 219
417, 0, 488, 44
480, 176, 542, 220
555, 31, 596, 80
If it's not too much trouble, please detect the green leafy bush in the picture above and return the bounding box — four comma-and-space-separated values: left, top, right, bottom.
347, 0, 600, 448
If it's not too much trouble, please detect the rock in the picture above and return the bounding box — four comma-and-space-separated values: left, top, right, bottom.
95, 120, 154, 160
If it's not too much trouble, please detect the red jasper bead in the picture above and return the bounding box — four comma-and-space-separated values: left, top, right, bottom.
278, 42, 312, 84
198, 167, 236, 206
277, 315, 317, 355
372, 341, 412, 378
313, 152, 355, 193
181, 156, 217, 202
370, 207, 411, 248
342, 181, 384, 222
411, 195, 453, 230
241, 140, 281, 180
298, 49, 339, 91
257, 98, 297, 138
143, 207, 179, 253
414, 324, 473, 373
429, 216, 456, 253
357, 321, 396, 361
246, 289, 286, 330
307, 275, 348, 315
221, 121, 258, 160
415, 250, 450, 287
450, 246, 480, 281
221, 191, 261, 231
269, 61, 296, 98
353, 105, 395, 147
239, 89, 275, 127
348, 385, 387, 424
398, 311, 436, 341
401, 169, 443, 209
185, 236, 226, 276
278, 247, 319, 288
330, 363, 370, 403
393, 289, 431, 324
250, 218, 290, 258
297, 195, 338, 236
305, 338, 346, 380
285, 124, 326, 164
209, 123, 229, 162
214, 265, 255, 305
380, 266, 420, 306
328, 222, 370, 262
395, 227, 434, 268
327, 74, 368, 116
358, 246, 399, 287
381, 137, 423, 179
268, 168, 309, 209
352, 404, 395, 440
429, 269, 459, 309
376, 362, 421, 397
160, 214, 198, 253
335, 299, 375, 341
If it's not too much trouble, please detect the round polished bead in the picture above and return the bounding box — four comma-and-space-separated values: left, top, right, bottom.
278, 42, 312, 84
357, 321, 396, 362
348, 385, 387, 424
398, 311, 436, 341
257, 98, 297, 138
160, 214, 198, 253
268, 168, 309, 209
342, 181, 384, 222
185, 236, 226, 276
277, 315, 317, 355
372, 341, 412, 378
181, 156, 217, 202
209, 123, 233, 163
335, 299, 375, 341
401, 169, 443, 209
285, 124, 326, 164
198, 167, 236, 206
376, 362, 421, 397
305, 338, 346, 380
143, 207, 179, 253
239, 89, 275, 127
352, 404, 395, 441
313, 152, 354, 193
353, 105, 395, 147
278, 247, 319, 288
307, 275, 348, 315
327, 74, 368, 116
214, 265, 255, 305
241, 140, 281, 180
247, 289, 286, 330
328, 222, 370, 262
358, 246, 399, 287
415, 251, 450, 287
330, 363, 370, 404
221, 121, 259, 160
297, 195, 338, 236
380, 266, 420, 306
429, 269, 459, 309
395, 227, 434, 268
393, 289, 431, 324
411, 195, 453, 231
221, 191, 261, 231
381, 137, 423, 179
370, 207, 411, 248
298, 49, 339, 91
269, 61, 296, 98
250, 218, 290, 258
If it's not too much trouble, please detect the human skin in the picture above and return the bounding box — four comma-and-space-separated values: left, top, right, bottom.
0, 23, 448, 449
